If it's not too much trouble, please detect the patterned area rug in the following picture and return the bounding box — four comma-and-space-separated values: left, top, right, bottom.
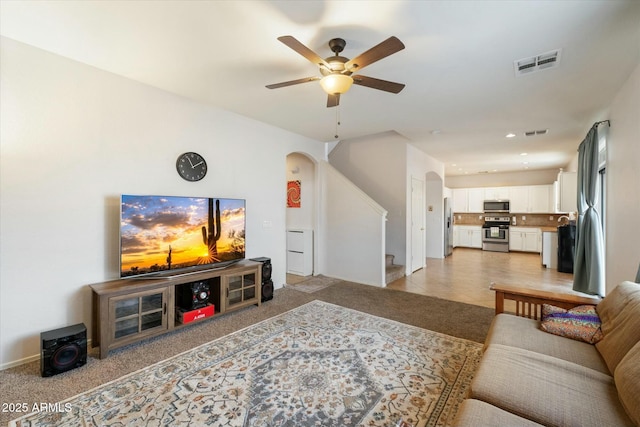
11, 301, 483, 427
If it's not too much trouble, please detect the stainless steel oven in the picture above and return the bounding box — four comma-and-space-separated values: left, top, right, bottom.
482, 216, 510, 252
483, 200, 510, 213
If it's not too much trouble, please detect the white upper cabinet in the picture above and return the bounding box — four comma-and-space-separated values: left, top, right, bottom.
467, 188, 485, 212
509, 185, 551, 213
452, 188, 484, 212
557, 171, 577, 213
509, 186, 529, 213
528, 185, 551, 213
453, 184, 554, 213
452, 188, 469, 212
484, 187, 510, 201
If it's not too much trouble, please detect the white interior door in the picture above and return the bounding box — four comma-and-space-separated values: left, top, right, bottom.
411, 177, 425, 272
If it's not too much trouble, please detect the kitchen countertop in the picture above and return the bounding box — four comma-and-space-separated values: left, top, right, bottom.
453, 224, 560, 232
510, 225, 559, 232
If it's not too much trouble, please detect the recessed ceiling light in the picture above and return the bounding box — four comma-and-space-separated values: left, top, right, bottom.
506, 133, 516, 138
520, 152, 528, 156
451, 163, 457, 167
522, 161, 529, 165
492, 169, 498, 172
431, 129, 442, 135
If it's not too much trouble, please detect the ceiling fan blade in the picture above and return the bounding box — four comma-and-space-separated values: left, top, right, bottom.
352, 75, 405, 94
327, 93, 340, 108
345, 36, 405, 72
277, 35, 331, 69
266, 76, 320, 89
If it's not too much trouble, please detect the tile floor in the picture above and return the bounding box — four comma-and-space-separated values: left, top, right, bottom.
387, 247, 577, 309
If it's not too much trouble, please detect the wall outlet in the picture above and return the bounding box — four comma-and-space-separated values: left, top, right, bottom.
458, 215, 462, 220
549, 216, 554, 220
522, 216, 526, 221
479, 215, 483, 220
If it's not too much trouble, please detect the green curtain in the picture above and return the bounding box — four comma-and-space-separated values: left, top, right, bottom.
573, 124, 605, 296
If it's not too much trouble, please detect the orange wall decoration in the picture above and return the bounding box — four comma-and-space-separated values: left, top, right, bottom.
287, 180, 301, 208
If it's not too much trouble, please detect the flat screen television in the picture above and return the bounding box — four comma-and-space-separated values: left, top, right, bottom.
120, 195, 245, 278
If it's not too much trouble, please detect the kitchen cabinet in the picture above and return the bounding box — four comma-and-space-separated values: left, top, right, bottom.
528, 185, 552, 213
557, 171, 577, 213
484, 187, 510, 201
510, 227, 541, 253
452, 188, 468, 212
452, 188, 484, 213
467, 188, 485, 212
455, 225, 482, 248
507, 185, 552, 213
509, 186, 529, 213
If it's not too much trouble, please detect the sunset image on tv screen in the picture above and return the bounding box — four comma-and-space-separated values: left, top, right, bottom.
120, 195, 245, 277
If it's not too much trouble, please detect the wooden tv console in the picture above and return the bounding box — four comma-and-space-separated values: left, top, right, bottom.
89, 260, 261, 359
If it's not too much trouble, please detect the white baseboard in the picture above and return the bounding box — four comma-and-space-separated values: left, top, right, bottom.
0, 339, 93, 371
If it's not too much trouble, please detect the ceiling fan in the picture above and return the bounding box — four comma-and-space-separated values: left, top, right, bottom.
266, 35, 406, 107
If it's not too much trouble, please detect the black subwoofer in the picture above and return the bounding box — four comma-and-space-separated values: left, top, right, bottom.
41, 323, 87, 377
261, 279, 274, 302
250, 257, 273, 302
176, 280, 211, 310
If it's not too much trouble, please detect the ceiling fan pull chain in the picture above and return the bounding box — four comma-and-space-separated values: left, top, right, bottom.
335, 104, 341, 139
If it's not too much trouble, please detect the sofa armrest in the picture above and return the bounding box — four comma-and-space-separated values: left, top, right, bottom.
490, 283, 602, 319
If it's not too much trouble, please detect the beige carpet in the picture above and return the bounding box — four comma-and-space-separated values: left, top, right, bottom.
9, 301, 483, 426
0, 281, 494, 426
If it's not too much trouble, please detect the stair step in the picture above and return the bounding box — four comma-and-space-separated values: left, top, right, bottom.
386, 263, 405, 284
385, 254, 395, 267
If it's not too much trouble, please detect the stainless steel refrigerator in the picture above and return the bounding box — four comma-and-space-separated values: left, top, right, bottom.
444, 197, 453, 257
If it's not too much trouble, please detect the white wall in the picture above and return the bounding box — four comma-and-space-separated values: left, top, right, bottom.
0, 38, 325, 368
317, 161, 387, 286
328, 132, 407, 267
445, 168, 559, 188
606, 63, 640, 292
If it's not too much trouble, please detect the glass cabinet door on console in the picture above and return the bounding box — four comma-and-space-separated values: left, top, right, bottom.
224, 270, 259, 311
109, 288, 168, 343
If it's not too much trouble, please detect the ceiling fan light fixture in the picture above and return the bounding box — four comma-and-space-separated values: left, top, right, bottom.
320, 74, 353, 95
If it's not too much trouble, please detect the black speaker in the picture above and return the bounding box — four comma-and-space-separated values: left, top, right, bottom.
41, 323, 87, 377
176, 280, 211, 310
250, 257, 274, 302
261, 279, 274, 302
250, 257, 272, 281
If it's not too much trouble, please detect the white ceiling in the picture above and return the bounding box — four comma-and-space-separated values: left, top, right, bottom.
2, 1, 639, 176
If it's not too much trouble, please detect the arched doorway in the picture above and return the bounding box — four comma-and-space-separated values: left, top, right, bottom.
285, 152, 318, 278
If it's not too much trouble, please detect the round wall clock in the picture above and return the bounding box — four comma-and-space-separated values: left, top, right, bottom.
176, 152, 207, 181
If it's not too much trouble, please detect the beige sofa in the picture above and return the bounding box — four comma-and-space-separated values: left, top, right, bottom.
453, 281, 640, 427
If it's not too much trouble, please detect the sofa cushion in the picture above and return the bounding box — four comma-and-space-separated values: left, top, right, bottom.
484, 313, 609, 374
452, 399, 544, 427
540, 304, 603, 344
596, 281, 640, 373
615, 340, 640, 425
470, 344, 634, 427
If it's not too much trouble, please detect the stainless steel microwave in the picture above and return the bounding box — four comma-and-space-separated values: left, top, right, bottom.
484, 200, 510, 213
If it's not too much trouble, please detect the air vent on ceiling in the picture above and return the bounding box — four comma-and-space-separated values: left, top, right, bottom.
514, 49, 561, 76
525, 129, 548, 137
